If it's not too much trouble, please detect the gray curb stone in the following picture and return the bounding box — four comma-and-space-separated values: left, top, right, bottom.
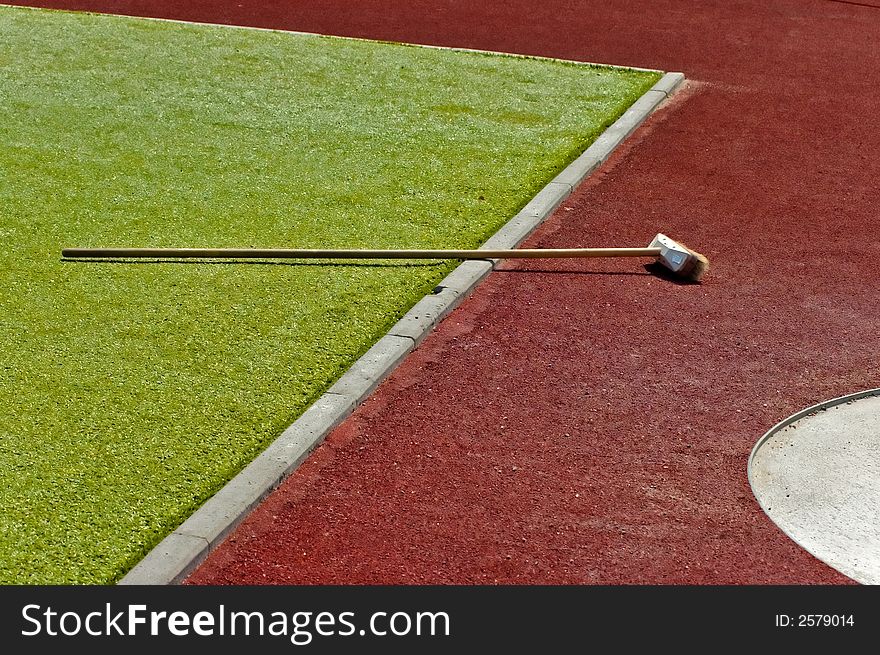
388, 259, 495, 344
118, 70, 684, 585
325, 335, 415, 401
120, 392, 356, 584
650, 71, 685, 97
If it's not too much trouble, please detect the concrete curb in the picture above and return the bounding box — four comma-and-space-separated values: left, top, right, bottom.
118, 71, 685, 585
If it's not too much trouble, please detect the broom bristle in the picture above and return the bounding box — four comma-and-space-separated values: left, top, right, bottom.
680, 246, 709, 283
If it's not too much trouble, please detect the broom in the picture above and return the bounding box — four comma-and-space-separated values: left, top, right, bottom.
62, 233, 709, 283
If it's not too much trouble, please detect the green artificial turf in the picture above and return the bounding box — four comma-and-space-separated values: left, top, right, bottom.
0, 5, 661, 583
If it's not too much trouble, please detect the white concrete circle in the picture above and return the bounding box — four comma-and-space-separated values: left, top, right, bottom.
748, 389, 880, 585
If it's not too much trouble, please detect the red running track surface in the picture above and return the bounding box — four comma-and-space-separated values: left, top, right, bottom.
12, 0, 880, 583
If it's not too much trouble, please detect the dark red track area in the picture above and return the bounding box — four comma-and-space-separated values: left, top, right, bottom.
15, 1, 880, 583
